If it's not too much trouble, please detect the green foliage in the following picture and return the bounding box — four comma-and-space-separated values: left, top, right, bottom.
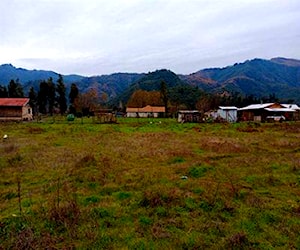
56, 75, 67, 115
188, 165, 209, 178
8, 79, 24, 97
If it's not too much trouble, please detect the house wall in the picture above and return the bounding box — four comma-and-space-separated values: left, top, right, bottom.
22, 105, 33, 120
0, 107, 22, 119
126, 112, 160, 118
178, 113, 201, 123
217, 109, 237, 122
0, 105, 32, 121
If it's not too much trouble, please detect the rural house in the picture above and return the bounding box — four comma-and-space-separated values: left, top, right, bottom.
126, 105, 165, 118
0, 98, 33, 121
238, 103, 298, 122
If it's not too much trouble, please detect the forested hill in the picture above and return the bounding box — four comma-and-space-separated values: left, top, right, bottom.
0, 64, 84, 85
182, 57, 300, 102
1, 57, 300, 103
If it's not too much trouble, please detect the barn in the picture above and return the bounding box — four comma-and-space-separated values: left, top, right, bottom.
0, 98, 33, 121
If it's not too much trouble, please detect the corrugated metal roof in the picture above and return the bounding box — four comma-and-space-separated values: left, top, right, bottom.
219, 106, 238, 110
238, 103, 275, 111
264, 108, 296, 112
178, 110, 199, 113
127, 105, 165, 113
282, 104, 300, 110
0, 98, 30, 107
239, 103, 300, 112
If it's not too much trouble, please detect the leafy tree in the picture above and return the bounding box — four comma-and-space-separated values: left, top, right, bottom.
28, 87, 38, 115
127, 90, 163, 108
74, 88, 98, 116
8, 79, 24, 97
56, 75, 67, 115
0, 85, 8, 97
169, 85, 202, 110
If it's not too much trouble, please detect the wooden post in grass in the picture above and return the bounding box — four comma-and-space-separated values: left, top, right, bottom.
17, 177, 22, 215
57, 177, 60, 209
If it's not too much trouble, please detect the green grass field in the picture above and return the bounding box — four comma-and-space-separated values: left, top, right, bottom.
1, 117, 300, 249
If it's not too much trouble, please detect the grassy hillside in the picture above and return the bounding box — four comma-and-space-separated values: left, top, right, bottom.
1, 119, 300, 248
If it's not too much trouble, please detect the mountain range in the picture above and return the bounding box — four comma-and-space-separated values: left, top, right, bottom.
0, 57, 300, 104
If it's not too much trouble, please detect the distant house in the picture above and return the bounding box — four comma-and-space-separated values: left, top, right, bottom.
217, 106, 238, 122
238, 103, 298, 122
0, 98, 33, 121
126, 105, 165, 118
178, 110, 202, 123
282, 104, 300, 120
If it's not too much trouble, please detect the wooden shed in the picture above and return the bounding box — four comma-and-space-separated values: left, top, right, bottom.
0, 98, 33, 121
178, 110, 202, 123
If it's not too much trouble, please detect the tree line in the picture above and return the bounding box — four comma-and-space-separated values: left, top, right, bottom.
0, 77, 284, 117
0, 76, 93, 116
127, 81, 282, 116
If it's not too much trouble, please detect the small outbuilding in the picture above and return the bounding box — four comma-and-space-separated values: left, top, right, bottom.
0, 98, 33, 121
217, 106, 238, 122
126, 105, 165, 118
178, 110, 202, 123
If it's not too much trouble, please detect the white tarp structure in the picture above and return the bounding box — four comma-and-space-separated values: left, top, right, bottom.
217, 106, 238, 122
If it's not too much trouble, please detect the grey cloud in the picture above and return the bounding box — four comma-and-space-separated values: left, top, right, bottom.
1, 0, 300, 75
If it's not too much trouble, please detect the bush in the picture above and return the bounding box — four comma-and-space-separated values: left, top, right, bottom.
188, 165, 208, 178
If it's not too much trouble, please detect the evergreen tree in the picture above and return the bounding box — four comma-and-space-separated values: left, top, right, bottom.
69, 83, 79, 114
38, 80, 48, 114
69, 83, 79, 104
160, 81, 168, 117
47, 77, 56, 115
0, 85, 8, 97
8, 79, 24, 97
28, 87, 38, 115
56, 75, 67, 115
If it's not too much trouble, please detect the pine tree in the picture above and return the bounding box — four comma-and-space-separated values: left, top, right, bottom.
38, 80, 48, 114
160, 81, 168, 117
0, 85, 8, 97
28, 87, 37, 115
69, 83, 79, 104
47, 77, 56, 115
8, 79, 24, 97
56, 75, 67, 115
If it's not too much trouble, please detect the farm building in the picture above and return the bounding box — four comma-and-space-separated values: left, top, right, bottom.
93, 109, 117, 123
126, 105, 165, 118
0, 98, 33, 121
238, 103, 298, 122
217, 106, 238, 122
178, 110, 202, 123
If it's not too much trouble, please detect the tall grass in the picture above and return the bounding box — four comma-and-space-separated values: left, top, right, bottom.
1, 119, 300, 248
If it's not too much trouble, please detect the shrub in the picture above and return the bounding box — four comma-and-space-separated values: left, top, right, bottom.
188, 165, 208, 178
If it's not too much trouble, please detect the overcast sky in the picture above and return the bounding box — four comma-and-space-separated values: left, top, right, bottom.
0, 0, 299, 76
